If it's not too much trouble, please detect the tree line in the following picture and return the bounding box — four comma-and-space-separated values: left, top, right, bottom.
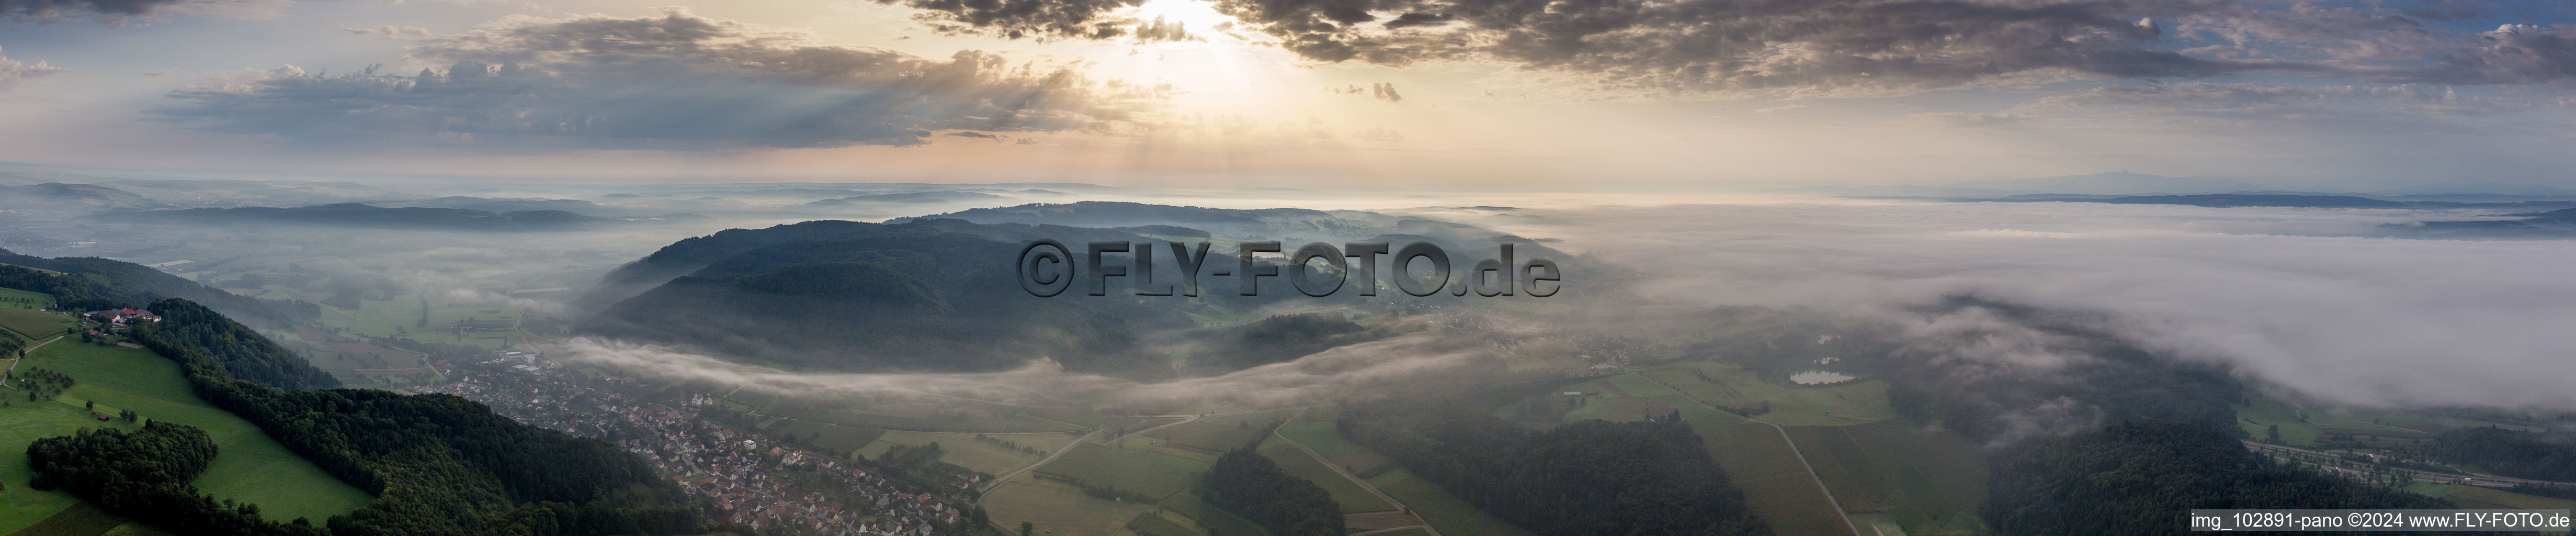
1985, 420, 2467, 536
131, 298, 702, 535
25, 421, 312, 535
1198, 444, 1345, 536
2426, 427, 2576, 482
1, 252, 708, 536
1340, 404, 1773, 536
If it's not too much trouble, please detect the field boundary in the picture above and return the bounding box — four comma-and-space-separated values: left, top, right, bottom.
1635, 368, 1863, 536
1268, 410, 1436, 535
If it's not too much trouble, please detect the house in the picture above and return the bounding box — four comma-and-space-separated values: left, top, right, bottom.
86, 308, 161, 326
1588, 363, 1621, 374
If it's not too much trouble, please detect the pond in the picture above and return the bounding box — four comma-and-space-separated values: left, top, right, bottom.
1789, 371, 1856, 385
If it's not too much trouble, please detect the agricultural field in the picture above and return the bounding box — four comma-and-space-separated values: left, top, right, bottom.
0, 288, 52, 310
276, 290, 526, 351
757, 419, 888, 457
853, 431, 1052, 475
754, 398, 1090, 433
0, 309, 69, 340
11, 342, 373, 526
1603, 372, 1678, 397
1784, 421, 1989, 535
1658, 362, 1895, 426
1253, 440, 1392, 513
3, 502, 126, 536
1034, 441, 1208, 500
1121, 510, 1201, 536
1364, 468, 1536, 536
1696, 422, 1852, 536
1273, 420, 1363, 457
1020, 406, 1107, 428
2405, 484, 2576, 510
1105, 416, 1184, 437
2238, 395, 2552, 449
982, 479, 1155, 536
1143, 411, 1296, 453
1157, 494, 1267, 536
1517, 374, 1743, 426
2232, 396, 2490, 449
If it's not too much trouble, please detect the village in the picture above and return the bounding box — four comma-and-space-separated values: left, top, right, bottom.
417, 355, 990, 536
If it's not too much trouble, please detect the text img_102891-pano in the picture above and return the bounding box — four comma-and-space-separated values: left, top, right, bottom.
1017, 240, 1563, 298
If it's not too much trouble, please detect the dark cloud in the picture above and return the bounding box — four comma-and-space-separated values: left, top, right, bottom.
2021, 81, 2566, 125
884, 0, 2571, 94
344, 25, 433, 40
1, 0, 202, 22
1134, 16, 1194, 41
2398, 24, 2576, 85
148, 9, 1158, 148
0, 46, 64, 91
1370, 82, 1401, 102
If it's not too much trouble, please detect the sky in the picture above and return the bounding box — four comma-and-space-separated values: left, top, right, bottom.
3, 0, 2575, 190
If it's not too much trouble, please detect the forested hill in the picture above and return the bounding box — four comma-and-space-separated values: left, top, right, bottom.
0, 249, 315, 328
575, 218, 1147, 311
132, 299, 338, 389
579, 225, 1216, 374
0, 250, 705, 536
122, 297, 699, 535
1986, 420, 2453, 536
2427, 427, 2576, 482
1340, 404, 1772, 536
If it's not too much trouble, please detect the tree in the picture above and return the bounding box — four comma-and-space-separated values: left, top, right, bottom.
1019, 521, 1032, 536
2267, 424, 2282, 443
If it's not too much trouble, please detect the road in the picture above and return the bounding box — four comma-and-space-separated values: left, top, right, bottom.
1632, 370, 1865, 536
2242, 440, 2576, 488
981, 428, 1102, 495
1, 334, 64, 390
1268, 408, 1438, 536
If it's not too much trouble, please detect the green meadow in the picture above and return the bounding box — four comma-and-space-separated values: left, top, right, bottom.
3, 341, 372, 532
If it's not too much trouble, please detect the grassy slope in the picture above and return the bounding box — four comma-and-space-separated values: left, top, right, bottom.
3, 502, 124, 536
0, 288, 53, 311
0, 399, 92, 532
15, 342, 372, 524
0, 310, 68, 341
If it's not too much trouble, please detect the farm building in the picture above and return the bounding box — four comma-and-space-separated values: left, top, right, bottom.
85, 307, 161, 327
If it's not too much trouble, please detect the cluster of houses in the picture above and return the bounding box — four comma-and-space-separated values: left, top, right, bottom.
418, 364, 979, 536
83, 307, 160, 328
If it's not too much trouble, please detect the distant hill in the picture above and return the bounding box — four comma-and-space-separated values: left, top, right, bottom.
576, 219, 1225, 374
391, 196, 620, 216
901, 202, 1572, 258
0, 183, 165, 209
578, 204, 1585, 374
0, 249, 314, 328
838, 191, 1006, 204
120, 203, 624, 230
2005, 194, 2411, 208
2378, 208, 2576, 239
